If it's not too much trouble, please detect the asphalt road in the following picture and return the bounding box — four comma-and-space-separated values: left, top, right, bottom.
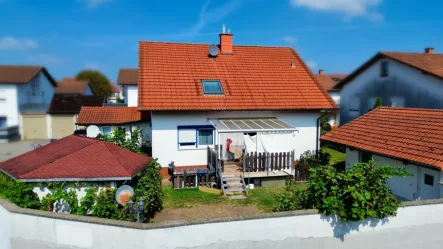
0, 140, 50, 162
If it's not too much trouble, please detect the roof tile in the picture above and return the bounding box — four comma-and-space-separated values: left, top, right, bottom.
76, 107, 148, 125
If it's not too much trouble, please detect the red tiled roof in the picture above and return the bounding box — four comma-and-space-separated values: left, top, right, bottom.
321, 107, 443, 170
138, 42, 337, 111
314, 74, 347, 91
48, 94, 104, 114
76, 107, 149, 125
55, 77, 90, 94
0, 65, 57, 86
117, 68, 138, 85
0, 135, 152, 181
111, 84, 122, 93
335, 51, 443, 89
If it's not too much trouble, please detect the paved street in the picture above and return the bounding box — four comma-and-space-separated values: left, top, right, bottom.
0, 140, 51, 162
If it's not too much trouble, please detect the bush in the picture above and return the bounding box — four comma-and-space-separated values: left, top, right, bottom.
298, 150, 330, 168
128, 160, 163, 221
92, 187, 120, 219
276, 161, 411, 222
96, 128, 142, 154
275, 180, 308, 212
78, 187, 98, 215
1, 174, 40, 209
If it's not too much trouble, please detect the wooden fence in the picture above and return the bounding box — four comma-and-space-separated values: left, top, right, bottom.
207, 146, 224, 176
243, 151, 295, 172
173, 170, 217, 189
293, 164, 310, 182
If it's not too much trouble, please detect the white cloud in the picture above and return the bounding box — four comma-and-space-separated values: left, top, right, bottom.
85, 0, 114, 9
368, 12, 384, 22
306, 60, 318, 69
290, 0, 383, 21
186, 0, 245, 37
282, 35, 297, 44
27, 54, 65, 65
0, 36, 38, 50
84, 63, 105, 71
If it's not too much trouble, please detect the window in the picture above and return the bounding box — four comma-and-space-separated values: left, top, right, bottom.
102, 126, 112, 134
380, 61, 389, 77
0, 117, 6, 128
178, 126, 215, 149
198, 129, 214, 145
202, 80, 223, 95
424, 174, 434, 186
360, 151, 372, 163
31, 77, 40, 96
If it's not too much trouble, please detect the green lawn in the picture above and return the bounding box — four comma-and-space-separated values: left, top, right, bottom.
322, 147, 346, 165
162, 183, 307, 213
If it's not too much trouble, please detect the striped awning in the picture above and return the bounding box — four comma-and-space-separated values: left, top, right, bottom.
211, 118, 298, 133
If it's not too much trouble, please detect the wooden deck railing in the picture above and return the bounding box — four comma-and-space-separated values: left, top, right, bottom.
243, 151, 295, 172
172, 170, 217, 189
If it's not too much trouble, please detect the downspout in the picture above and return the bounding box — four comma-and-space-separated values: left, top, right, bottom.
316, 110, 327, 156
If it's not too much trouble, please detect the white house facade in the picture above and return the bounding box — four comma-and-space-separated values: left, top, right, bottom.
0, 66, 57, 142
336, 48, 443, 125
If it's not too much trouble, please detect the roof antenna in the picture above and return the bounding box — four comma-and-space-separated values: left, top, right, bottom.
222, 24, 226, 34
227, 28, 231, 34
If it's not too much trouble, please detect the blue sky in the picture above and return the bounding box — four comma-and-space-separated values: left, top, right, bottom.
1, 0, 443, 83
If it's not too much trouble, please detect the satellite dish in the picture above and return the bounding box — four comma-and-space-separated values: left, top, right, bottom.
209, 44, 218, 58
115, 185, 134, 206
86, 125, 100, 138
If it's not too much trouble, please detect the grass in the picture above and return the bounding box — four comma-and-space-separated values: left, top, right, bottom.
322, 147, 346, 165
162, 183, 307, 213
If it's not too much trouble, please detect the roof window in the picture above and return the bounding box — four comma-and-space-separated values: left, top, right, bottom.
202, 80, 224, 95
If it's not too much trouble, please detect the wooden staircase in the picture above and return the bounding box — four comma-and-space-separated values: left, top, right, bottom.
221, 163, 248, 198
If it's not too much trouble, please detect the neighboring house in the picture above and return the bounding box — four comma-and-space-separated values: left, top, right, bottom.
133, 30, 337, 178
47, 95, 104, 139
314, 69, 347, 126
0, 135, 152, 212
321, 107, 443, 201
117, 68, 138, 107
335, 47, 443, 125
55, 77, 94, 95
76, 107, 151, 144
0, 65, 57, 142
107, 84, 123, 103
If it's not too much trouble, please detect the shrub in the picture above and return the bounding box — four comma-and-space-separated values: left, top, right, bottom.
96, 128, 142, 154
275, 180, 308, 212
92, 187, 120, 219
129, 160, 163, 221
373, 97, 382, 109
276, 161, 411, 222
298, 150, 330, 168
1, 177, 40, 209
78, 187, 98, 215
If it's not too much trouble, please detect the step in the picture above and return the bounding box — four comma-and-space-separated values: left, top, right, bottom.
225, 182, 244, 188
224, 188, 245, 193
229, 195, 247, 200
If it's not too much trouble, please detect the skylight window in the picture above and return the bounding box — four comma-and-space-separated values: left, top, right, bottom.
202, 80, 224, 95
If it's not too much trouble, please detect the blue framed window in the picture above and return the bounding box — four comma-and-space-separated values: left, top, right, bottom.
202, 80, 223, 95
102, 126, 112, 134
0, 117, 6, 128
380, 61, 389, 77
178, 125, 215, 149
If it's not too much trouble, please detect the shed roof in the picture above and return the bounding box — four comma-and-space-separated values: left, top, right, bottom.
321, 107, 443, 170
0, 65, 57, 86
0, 135, 152, 182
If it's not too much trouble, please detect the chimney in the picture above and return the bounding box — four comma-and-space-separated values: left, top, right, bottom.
425, 47, 434, 54
219, 24, 233, 54
319, 69, 324, 75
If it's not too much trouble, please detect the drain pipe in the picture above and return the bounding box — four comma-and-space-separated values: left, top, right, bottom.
316, 110, 327, 156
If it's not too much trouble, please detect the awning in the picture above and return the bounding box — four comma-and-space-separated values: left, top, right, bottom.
210, 118, 298, 133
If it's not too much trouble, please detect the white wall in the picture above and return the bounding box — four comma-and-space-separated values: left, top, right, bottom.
0, 84, 18, 127
329, 91, 340, 105
152, 111, 320, 167
126, 85, 138, 107
3, 200, 443, 249
345, 148, 441, 200
340, 57, 443, 124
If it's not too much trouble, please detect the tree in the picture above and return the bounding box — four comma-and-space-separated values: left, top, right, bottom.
276, 160, 411, 221
373, 97, 383, 109
96, 128, 142, 154
75, 70, 113, 97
